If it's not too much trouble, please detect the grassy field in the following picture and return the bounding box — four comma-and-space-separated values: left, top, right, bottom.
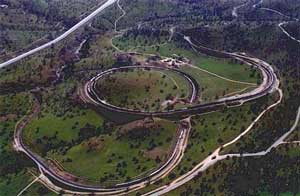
0, 0, 298, 195
181, 66, 255, 103
0, 92, 36, 196
21, 80, 179, 184
23, 108, 104, 156
169, 103, 259, 178
133, 102, 263, 195
41, 119, 176, 183
220, 84, 297, 155
95, 68, 190, 111
113, 35, 259, 103
113, 36, 261, 83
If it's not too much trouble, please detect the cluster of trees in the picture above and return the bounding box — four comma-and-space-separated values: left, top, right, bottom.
96, 72, 176, 111
34, 119, 114, 157
169, 7, 300, 195
0, 122, 34, 184
23, 0, 48, 16
225, 146, 300, 195
173, 146, 300, 196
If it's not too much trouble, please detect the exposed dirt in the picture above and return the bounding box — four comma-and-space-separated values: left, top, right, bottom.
144, 147, 168, 161
0, 114, 17, 121
117, 117, 156, 136
82, 136, 105, 151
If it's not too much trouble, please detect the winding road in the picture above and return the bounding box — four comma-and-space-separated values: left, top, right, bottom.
13, 31, 279, 196
5, 0, 300, 195
82, 35, 278, 120
14, 95, 192, 195
83, 65, 199, 113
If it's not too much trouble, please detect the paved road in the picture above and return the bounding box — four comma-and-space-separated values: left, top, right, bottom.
0, 0, 117, 69
12, 31, 279, 196
84, 65, 199, 112
82, 36, 278, 120
144, 90, 299, 196
8, 0, 287, 195
13, 93, 193, 195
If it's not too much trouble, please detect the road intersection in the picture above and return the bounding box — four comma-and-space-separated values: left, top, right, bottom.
5, 0, 300, 195
12, 32, 280, 196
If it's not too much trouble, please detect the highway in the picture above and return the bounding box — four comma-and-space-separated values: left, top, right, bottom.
15, 36, 277, 195
146, 102, 300, 196
2, 1, 198, 192
82, 36, 278, 120
14, 97, 192, 194
12, 27, 279, 196
6, 0, 287, 195
85, 65, 199, 111
0, 0, 117, 69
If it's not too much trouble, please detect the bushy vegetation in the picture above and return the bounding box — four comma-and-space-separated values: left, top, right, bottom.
0, 93, 34, 195
95, 68, 190, 111
168, 146, 300, 196
1, 0, 300, 194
